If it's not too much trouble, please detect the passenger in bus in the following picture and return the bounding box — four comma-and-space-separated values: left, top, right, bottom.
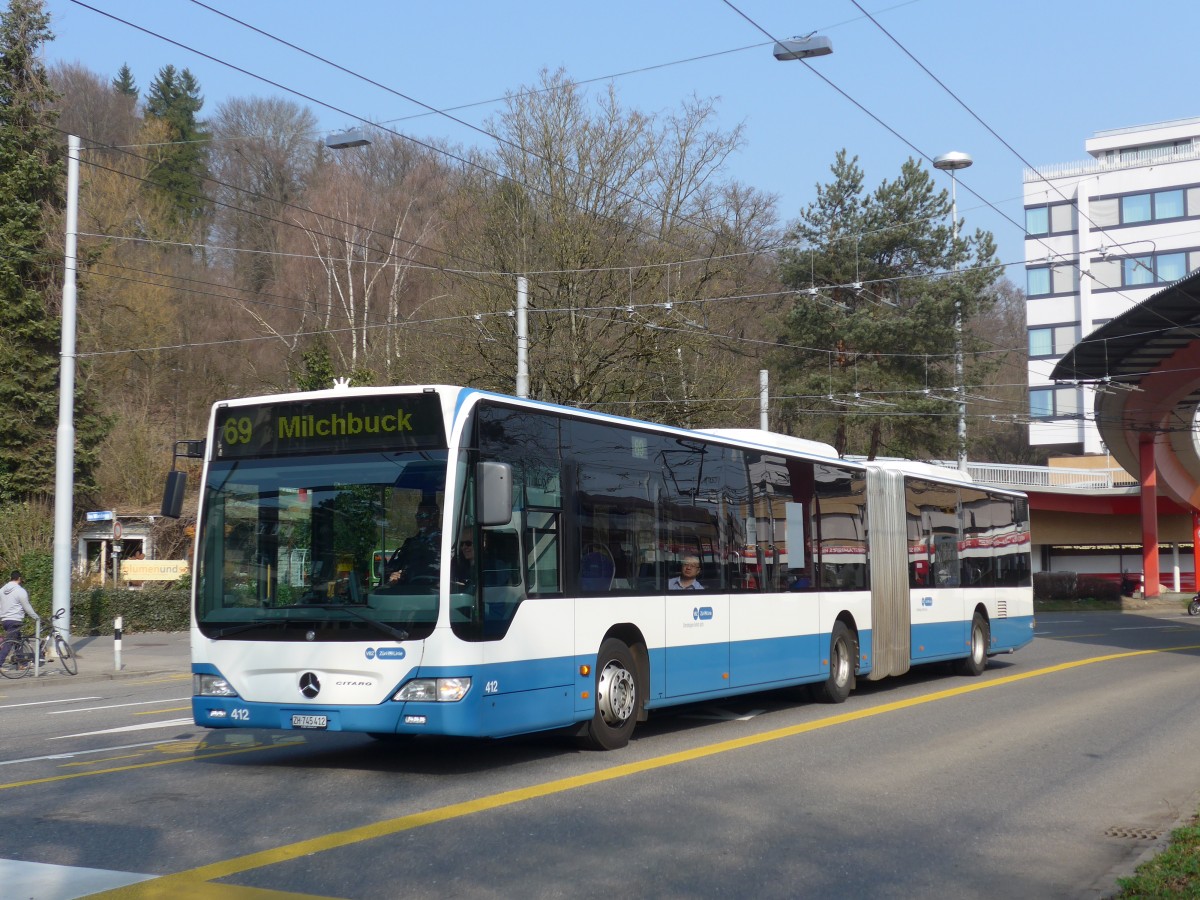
668, 556, 704, 590
789, 568, 811, 590
386, 502, 441, 584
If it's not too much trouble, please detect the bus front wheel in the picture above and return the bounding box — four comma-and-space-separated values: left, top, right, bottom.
815, 621, 855, 704
582, 638, 640, 750
954, 612, 990, 676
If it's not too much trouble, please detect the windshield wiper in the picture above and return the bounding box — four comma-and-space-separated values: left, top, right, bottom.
211, 620, 289, 639
293, 602, 409, 642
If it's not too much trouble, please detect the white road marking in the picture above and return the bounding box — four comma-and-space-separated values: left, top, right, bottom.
0, 696, 102, 710
0, 739, 184, 766
48, 697, 190, 714
0, 857, 154, 900
51, 717, 195, 739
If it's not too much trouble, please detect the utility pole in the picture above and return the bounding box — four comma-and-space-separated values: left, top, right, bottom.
52, 135, 80, 644
933, 151, 973, 472
516, 276, 529, 398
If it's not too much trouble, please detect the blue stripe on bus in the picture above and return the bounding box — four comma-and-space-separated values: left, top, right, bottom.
990, 615, 1036, 653
191, 618, 1029, 738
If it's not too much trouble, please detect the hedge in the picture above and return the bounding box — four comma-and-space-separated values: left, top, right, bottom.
1033, 571, 1123, 603
16, 550, 190, 635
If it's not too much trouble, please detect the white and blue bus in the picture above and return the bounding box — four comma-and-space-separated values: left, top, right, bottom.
176, 384, 1033, 750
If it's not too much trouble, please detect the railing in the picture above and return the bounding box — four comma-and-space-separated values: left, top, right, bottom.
1023, 143, 1200, 183
962, 462, 1137, 490
864, 457, 1138, 491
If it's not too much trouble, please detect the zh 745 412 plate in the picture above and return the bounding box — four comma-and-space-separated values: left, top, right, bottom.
291, 714, 328, 729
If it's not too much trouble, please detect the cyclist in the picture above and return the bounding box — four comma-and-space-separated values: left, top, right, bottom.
0, 570, 39, 667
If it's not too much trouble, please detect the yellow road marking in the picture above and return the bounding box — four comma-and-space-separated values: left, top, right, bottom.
59, 754, 144, 768
135, 707, 191, 716
87, 643, 1200, 899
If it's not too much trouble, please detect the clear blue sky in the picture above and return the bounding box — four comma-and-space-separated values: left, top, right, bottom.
42, 0, 1200, 281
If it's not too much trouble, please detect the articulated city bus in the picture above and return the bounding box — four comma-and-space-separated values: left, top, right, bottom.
174, 384, 1033, 750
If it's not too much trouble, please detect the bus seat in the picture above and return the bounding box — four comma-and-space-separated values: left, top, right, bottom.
581, 547, 614, 591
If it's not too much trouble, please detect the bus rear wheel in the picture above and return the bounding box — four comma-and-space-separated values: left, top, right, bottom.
954, 612, 990, 676
582, 638, 640, 751
815, 621, 855, 704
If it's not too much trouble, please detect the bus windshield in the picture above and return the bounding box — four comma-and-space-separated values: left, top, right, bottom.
195, 450, 448, 640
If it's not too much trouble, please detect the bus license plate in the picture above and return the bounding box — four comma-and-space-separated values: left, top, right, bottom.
291, 714, 328, 729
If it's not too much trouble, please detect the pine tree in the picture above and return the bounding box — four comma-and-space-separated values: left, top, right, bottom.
0, 0, 106, 502
144, 64, 210, 224
112, 63, 137, 98
774, 151, 1000, 460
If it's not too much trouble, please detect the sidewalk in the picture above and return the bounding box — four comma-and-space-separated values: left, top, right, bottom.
49, 630, 191, 681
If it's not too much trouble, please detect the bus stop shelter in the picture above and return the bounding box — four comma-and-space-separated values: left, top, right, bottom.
1052, 268, 1200, 597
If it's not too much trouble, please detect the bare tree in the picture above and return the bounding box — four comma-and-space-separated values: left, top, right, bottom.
440, 69, 779, 425
209, 96, 319, 293
268, 136, 447, 383
49, 61, 140, 149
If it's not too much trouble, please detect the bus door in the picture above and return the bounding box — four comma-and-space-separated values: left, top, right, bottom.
912, 532, 964, 660
664, 543, 729, 697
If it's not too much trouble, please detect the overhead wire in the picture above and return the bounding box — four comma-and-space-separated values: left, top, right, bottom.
56, 0, 1094, 431
841, 0, 1200, 381
67, 0, 742, 260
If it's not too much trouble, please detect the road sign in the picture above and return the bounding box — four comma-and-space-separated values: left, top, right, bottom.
86, 510, 113, 522
113, 521, 123, 540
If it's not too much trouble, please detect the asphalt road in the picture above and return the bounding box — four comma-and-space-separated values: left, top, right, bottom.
2, 610, 1199, 899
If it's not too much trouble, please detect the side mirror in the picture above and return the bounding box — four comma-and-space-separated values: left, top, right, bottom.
161, 439, 205, 518
477, 461, 513, 526
161, 471, 187, 518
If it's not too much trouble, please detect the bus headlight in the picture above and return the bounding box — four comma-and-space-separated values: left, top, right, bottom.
393, 677, 471, 702
194, 674, 239, 698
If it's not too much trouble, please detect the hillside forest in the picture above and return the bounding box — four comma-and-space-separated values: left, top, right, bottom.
0, 0, 1033, 570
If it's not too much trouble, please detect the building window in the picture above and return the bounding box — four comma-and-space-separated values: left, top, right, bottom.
1024, 203, 1077, 237
1026, 207, 1048, 237
1121, 194, 1152, 223
1157, 252, 1187, 282
1110, 251, 1196, 288
1029, 389, 1053, 418
1028, 325, 1079, 359
1101, 188, 1196, 227
1029, 386, 1081, 419
1028, 329, 1052, 358
1124, 256, 1154, 286
1050, 204, 1076, 233
1155, 189, 1185, 219
1051, 265, 1078, 294
1027, 267, 1051, 296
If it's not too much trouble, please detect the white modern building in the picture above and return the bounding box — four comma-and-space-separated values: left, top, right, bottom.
1024, 117, 1200, 453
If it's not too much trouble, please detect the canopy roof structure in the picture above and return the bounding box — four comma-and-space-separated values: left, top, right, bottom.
1052, 269, 1200, 511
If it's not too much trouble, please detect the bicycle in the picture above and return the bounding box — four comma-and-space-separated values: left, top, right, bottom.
0, 609, 77, 679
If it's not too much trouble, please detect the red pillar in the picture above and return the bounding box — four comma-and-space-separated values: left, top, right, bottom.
1192, 511, 1200, 594
1140, 435, 1160, 598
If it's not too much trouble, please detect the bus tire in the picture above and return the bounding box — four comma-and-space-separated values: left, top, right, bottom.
815, 621, 855, 704
954, 612, 989, 676
582, 638, 640, 750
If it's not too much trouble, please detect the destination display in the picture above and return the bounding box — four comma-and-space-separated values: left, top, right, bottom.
213, 394, 446, 458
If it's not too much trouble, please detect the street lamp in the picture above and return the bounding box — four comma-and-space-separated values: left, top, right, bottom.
772, 33, 833, 61
933, 151, 973, 473
325, 128, 370, 149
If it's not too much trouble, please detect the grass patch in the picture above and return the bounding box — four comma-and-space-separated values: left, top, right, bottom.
1116, 816, 1200, 896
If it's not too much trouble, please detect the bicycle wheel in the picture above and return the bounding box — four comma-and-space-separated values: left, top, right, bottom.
54, 635, 77, 675
0, 638, 33, 679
